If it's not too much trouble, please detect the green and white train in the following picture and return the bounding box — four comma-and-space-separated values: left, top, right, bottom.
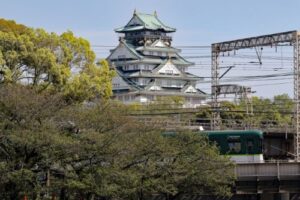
204, 130, 264, 163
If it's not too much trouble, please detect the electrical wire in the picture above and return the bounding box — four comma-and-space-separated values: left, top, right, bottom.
92, 42, 296, 101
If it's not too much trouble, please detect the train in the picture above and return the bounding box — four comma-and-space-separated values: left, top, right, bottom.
204, 130, 264, 163
163, 129, 264, 163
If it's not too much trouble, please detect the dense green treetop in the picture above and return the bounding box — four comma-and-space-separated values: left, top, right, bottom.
0, 85, 234, 199
196, 94, 294, 127
0, 18, 115, 102
0, 18, 29, 34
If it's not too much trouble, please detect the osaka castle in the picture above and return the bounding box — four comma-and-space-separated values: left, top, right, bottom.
108, 10, 207, 108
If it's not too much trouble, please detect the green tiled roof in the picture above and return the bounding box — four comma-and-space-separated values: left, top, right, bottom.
125, 72, 202, 81
135, 46, 180, 53
109, 41, 194, 66
108, 39, 142, 61
115, 12, 176, 33
185, 72, 203, 80
113, 57, 193, 66
175, 53, 194, 65
122, 40, 142, 58
136, 90, 207, 98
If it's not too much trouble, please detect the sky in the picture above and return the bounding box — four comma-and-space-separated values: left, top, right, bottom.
1, 0, 300, 98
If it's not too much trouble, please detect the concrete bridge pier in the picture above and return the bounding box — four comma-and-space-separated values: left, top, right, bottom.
261, 193, 275, 200
260, 193, 290, 200
280, 193, 290, 200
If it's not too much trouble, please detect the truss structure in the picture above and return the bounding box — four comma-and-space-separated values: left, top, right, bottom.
213, 84, 251, 95
211, 30, 300, 161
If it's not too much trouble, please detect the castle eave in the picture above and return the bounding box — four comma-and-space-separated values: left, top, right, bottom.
136, 90, 207, 98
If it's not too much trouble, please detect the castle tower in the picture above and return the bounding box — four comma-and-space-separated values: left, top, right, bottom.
108, 11, 207, 107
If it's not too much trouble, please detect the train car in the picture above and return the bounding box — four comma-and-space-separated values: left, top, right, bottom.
204, 130, 264, 163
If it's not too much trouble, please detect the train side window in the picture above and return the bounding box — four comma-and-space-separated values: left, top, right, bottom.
259, 138, 263, 152
247, 140, 254, 154
227, 136, 241, 153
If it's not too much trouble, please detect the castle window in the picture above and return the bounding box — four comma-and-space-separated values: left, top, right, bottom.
113, 83, 120, 87
166, 70, 173, 74
175, 81, 181, 87
131, 78, 138, 83
124, 95, 129, 101
166, 80, 172, 86
133, 64, 139, 70
123, 65, 129, 70
147, 95, 154, 100
142, 79, 148, 85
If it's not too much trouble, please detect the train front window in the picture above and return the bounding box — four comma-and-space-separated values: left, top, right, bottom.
227, 136, 241, 154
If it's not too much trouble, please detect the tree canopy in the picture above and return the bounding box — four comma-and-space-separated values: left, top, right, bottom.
0, 85, 234, 199
196, 94, 294, 129
0, 18, 115, 102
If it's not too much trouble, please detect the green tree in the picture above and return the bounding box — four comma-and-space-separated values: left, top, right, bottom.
197, 95, 294, 129
273, 94, 293, 125
0, 84, 66, 199
0, 19, 115, 102
244, 95, 293, 127
0, 18, 29, 34
118, 130, 234, 199
0, 84, 234, 199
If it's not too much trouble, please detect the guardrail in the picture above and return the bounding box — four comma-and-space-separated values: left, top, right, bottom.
133, 116, 295, 134
235, 161, 300, 181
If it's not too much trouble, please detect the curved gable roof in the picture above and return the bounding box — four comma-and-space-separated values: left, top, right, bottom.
115, 11, 176, 33
108, 40, 142, 61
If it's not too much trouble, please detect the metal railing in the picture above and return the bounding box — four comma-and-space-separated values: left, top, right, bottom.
133, 116, 294, 133
120, 34, 172, 42
235, 161, 300, 180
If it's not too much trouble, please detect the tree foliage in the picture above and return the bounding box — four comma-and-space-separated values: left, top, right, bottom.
0, 84, 234, 199
196, 94, 294, 128
0, 18, 29, 34
0, 18, 115, 102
